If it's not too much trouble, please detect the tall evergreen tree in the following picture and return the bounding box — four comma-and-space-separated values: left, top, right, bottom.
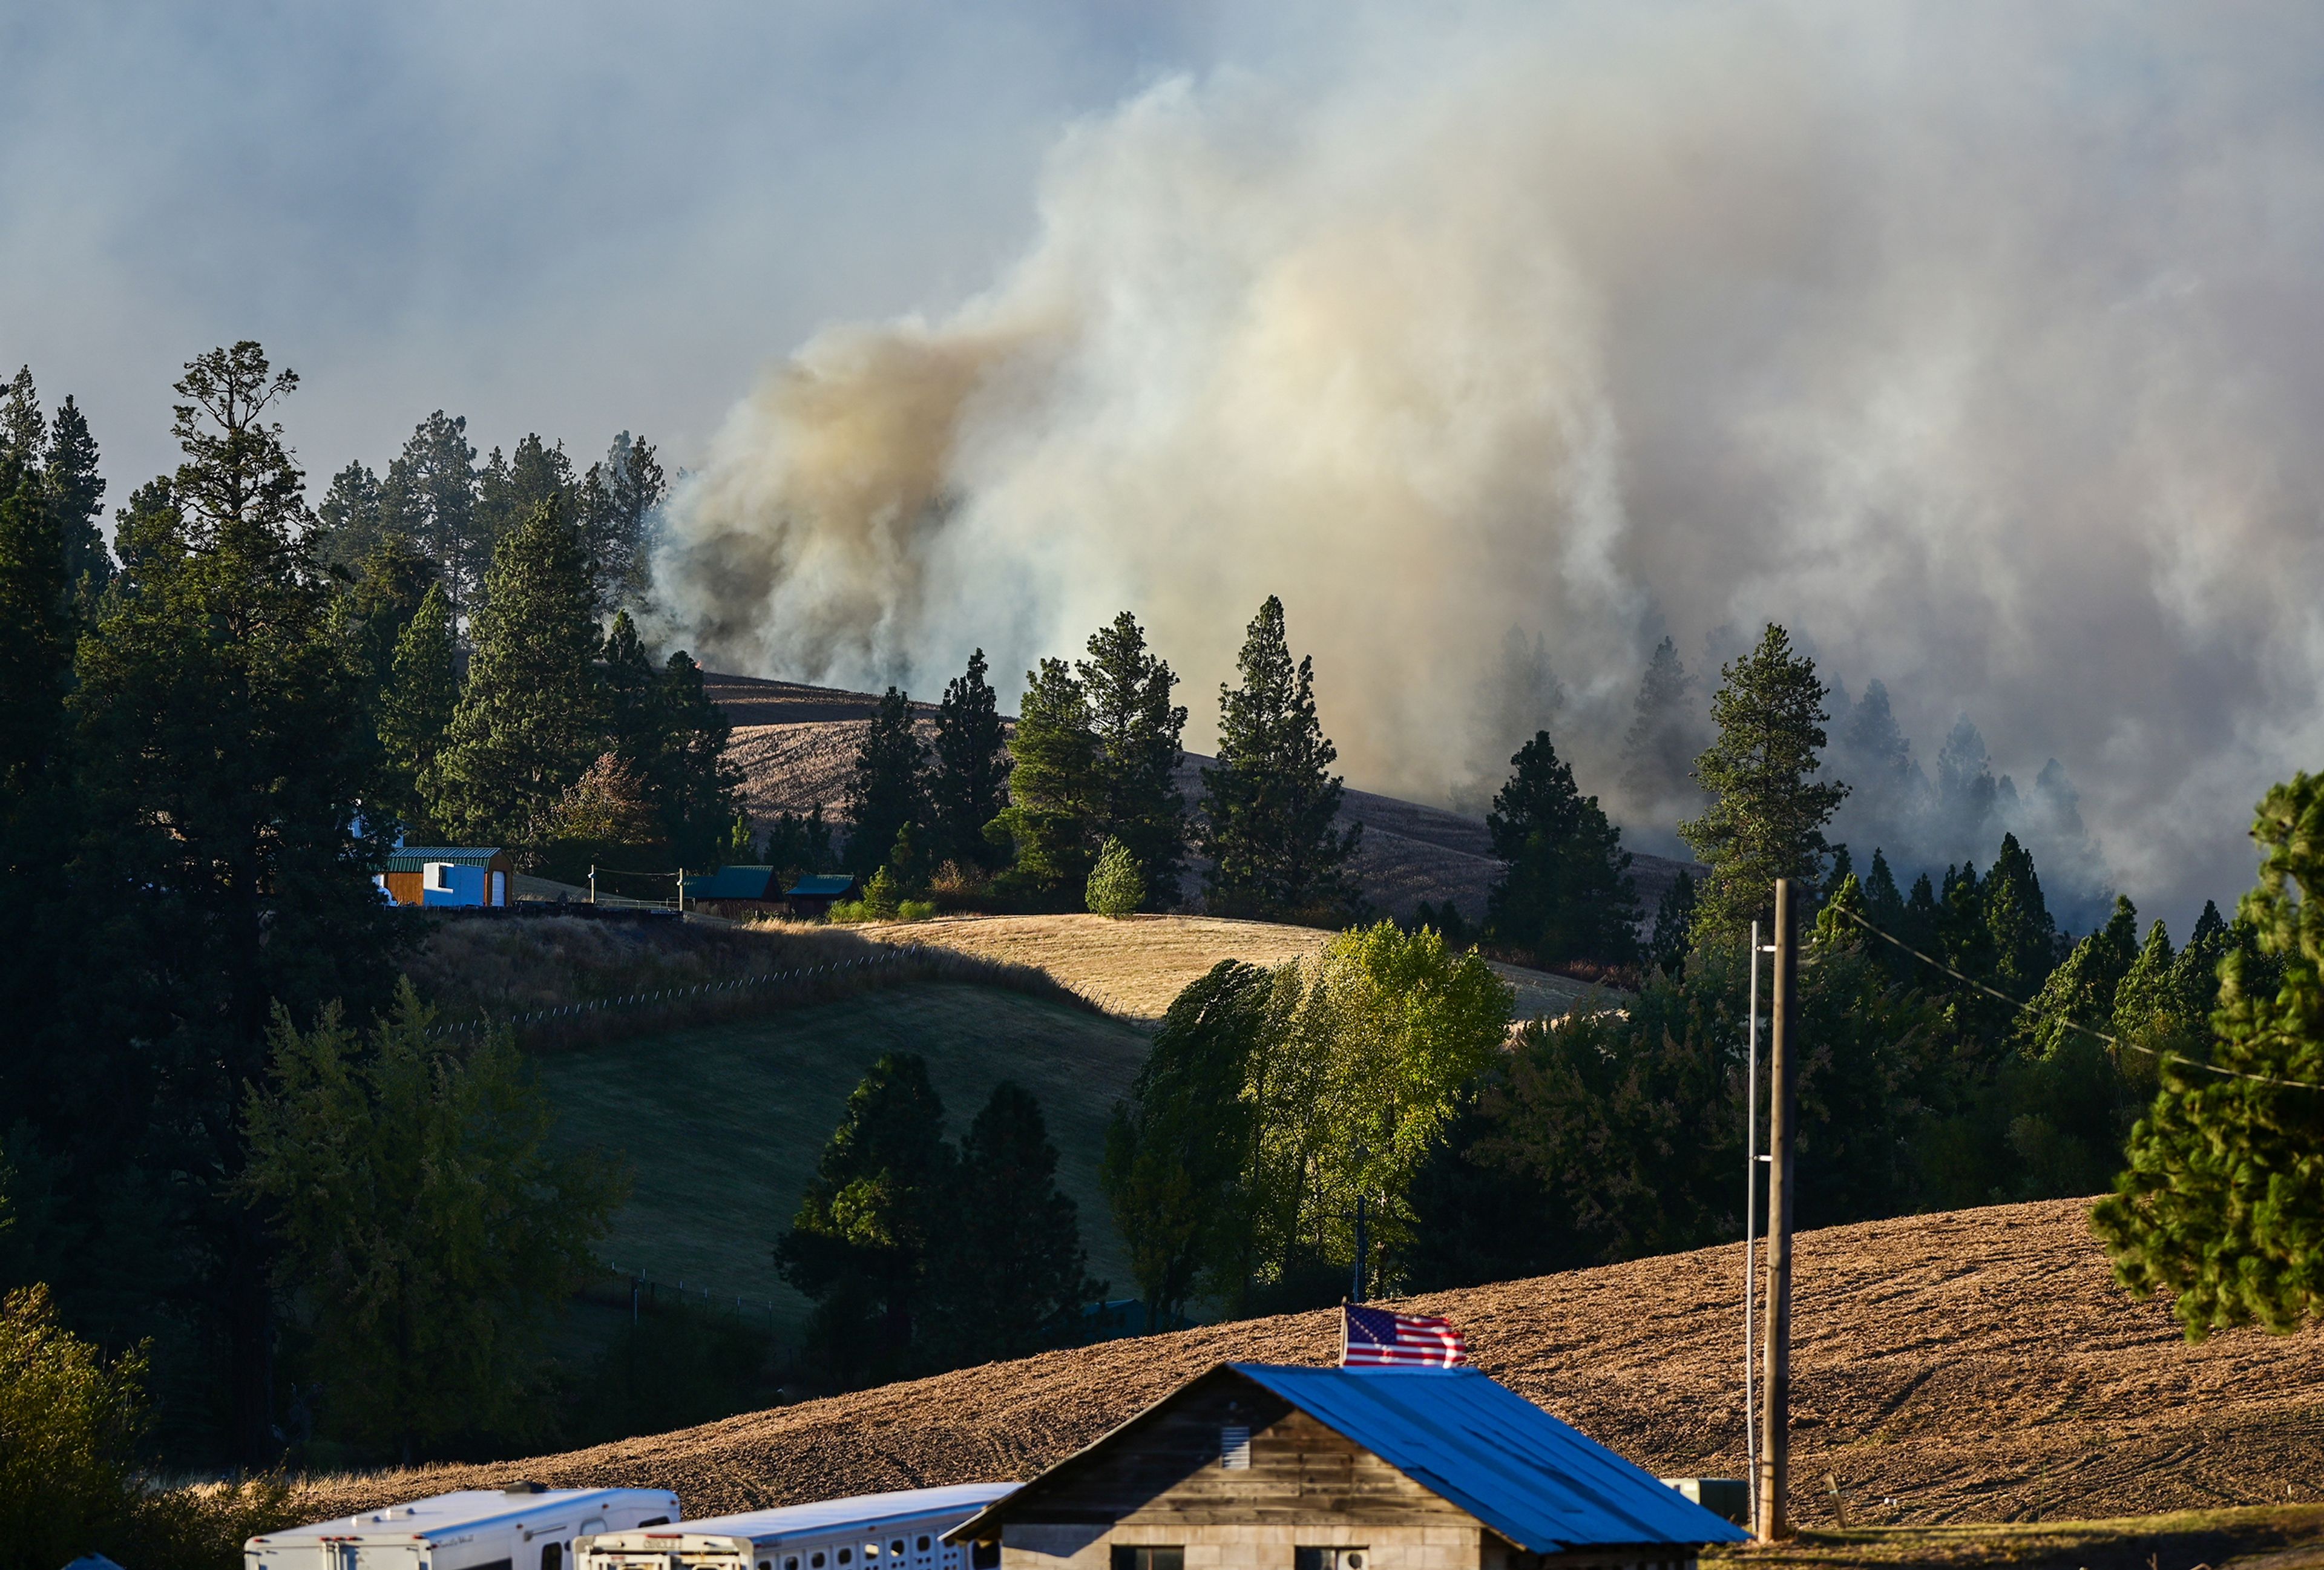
1483, 732, 1640, 967
930, 1083, 1095, 1364
648, 649, 740, 866
1678, 623, 1848, 941
1983, 833, 2062, 993
576, 432, 665, 611
65, 342, 396, 1461
1863, 848, 1906, 930
599, 610, 662, 769
1646, 869, 1697, 977
430, 496, 603, 847
315, 460, 384, 574
2096, 773, 2324, 1340
378, 582, 458, 833
0, 450, 71, 800
474, 433, 574, 579
0, 366, 44, 464
1082, 611, 1188, 908
1200, 596, 1361, 922
379, 412, 479, 614
928, 648, 1010, 872
992, 659, 1098, 900
43, 396, 108, 600
775, 1054, 954, 1385
843, 687, 927, 874
339, 532, 439, 695
1619, 635, 1705, 816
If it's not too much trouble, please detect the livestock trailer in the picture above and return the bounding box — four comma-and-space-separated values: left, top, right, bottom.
577, 1483, 1015, 1570
246, 1485, 679, 1570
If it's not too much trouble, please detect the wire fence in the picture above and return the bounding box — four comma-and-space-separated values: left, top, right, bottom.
1833, 904, 2320, 1091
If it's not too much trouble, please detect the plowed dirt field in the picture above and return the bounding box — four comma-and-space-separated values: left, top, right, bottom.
289, 1198, 2324, 1527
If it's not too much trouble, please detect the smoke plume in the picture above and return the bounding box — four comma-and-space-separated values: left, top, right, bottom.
651, 3, 2324, 927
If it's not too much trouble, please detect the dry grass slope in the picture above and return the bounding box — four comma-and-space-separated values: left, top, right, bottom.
281, 1199, 2324, 1530
849, 913, 1603, 1023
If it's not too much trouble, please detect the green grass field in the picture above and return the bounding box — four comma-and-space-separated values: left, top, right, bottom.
537, 981, 1152, 1335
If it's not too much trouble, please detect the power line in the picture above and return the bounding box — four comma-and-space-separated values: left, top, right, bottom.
1831, 904, 2320, 1091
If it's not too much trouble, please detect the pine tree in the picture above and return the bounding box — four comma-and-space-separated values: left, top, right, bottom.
775, 1054, 955, 1384
1678, 623, 1848, 941
2096, 773, 2324, 1339
315, 460, 384, 574
1483, 732, 1640, 967
649, 649, 740, 865
0, 450, 71, 801
577, 432, 664, 611
1983, 832, 2061, 993
0, 366, 44, 464
1082, 611, 1187, 908
1200, 596, 1361, 922
2022, 897, 2140, 1059
930, 1083, 1095, 1364
379, 412, 480, 614
992, 659, 1098, 900
378, 582, 458, 832
68, 342, 395, 1462
600, 609, 663, 770
843, 687, 927, 874
341, 532, 439, 694
1619, 635, 1705, 816
430, 496, 603, 847
474, 433, 574, 576
42, 396, 108, 600
1646, 869, 1698, 978
1086, 836, 1146, 918
1863, 848, 1906, 930
928, 648, 1010, 873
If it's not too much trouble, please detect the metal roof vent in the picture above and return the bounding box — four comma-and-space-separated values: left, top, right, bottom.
1220, 1425, 1251, 1470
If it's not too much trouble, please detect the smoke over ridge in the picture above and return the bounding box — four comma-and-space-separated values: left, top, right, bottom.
650, 4, 2324, 927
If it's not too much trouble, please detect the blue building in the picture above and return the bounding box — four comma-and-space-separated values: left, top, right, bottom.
378, 846, 516, 908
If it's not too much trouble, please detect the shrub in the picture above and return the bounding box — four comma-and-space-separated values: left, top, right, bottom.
0, 1283, 148, 1569
896, 899, 939, 922
1086, 837, 1146, 918
861, 865, 902, 919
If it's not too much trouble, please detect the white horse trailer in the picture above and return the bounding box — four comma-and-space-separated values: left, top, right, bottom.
576, 1483, 1016, 1570
247, 1485, 680, 1570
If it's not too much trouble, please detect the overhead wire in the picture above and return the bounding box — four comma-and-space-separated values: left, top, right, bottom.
1831, 904, 2320, 1092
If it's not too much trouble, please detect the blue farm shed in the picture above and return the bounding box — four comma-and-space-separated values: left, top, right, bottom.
379, 847, 516, 908
948, 1361, 1746, 1570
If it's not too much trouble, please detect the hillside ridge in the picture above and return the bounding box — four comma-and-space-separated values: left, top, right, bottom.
702, 672, 1700, 919
286, 1197, 2324, 1527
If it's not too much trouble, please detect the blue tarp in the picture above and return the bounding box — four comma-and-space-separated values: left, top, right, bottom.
1228, 1364, 1749, 1553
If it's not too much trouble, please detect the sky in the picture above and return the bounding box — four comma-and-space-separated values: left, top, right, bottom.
10, 3, 2324, 931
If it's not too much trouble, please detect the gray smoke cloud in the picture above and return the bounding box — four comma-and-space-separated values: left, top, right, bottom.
649, 2, 2324, 930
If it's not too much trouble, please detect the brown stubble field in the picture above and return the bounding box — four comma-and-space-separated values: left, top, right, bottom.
281, 1199, 2324, 1532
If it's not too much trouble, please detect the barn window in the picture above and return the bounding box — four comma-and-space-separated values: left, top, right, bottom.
1295, 1551, 1367, 1570
1218, 1424, 1251, 1469
1111, 1551, 1183, 1570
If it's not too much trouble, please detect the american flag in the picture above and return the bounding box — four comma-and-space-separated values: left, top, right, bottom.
1340, 1304, 1468, 1367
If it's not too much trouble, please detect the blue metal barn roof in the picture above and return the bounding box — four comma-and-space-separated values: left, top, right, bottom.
949, 1362, 1744, 1555
1229, 1364, 1747, 1553
788, 873, 859, 896
686, 865, 782, 899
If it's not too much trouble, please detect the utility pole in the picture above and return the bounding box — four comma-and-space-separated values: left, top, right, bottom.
1744, 919, 1762, 1537
1758, 879, 1799, 1542
589, 864, 597, 905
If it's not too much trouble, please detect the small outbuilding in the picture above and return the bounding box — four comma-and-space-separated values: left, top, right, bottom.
946, 1362, 1745, 1570
786, 872, 862, 919
379, 847, 516, 908
685, 864, 787, 917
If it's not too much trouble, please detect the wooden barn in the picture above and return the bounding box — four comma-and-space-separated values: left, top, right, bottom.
684, 865, 786, 917
946, 1362, 1743, 1570
786, 872, 862, 919
378, 847, 516, 908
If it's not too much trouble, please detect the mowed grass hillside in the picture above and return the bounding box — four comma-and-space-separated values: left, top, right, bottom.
854, 912, 1606, 1023
537, 982, 1151, 1332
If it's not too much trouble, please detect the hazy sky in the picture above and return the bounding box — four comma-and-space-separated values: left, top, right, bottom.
0, 2, 1254, 491
11, 4, 2324, 930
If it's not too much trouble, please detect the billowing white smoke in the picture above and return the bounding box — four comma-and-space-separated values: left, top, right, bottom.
651, 2, 2324, 925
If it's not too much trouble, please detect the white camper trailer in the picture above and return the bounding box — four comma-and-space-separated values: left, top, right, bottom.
247, 1485, 680, 1570
576, 1483, 1016, 1570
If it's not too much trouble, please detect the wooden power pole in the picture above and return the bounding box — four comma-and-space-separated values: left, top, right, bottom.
1758, 878, 1799, 1540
